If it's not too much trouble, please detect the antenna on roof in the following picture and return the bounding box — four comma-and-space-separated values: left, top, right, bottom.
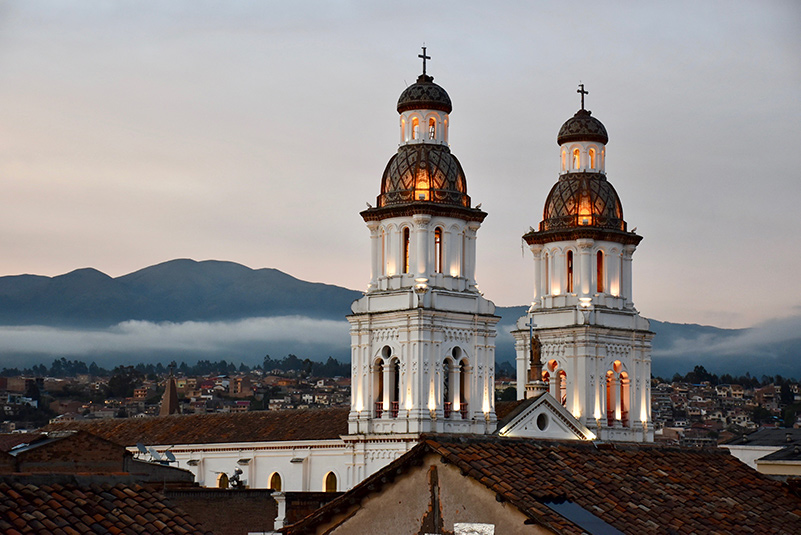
148, 447, 163, 462
165, 450, 176, 463
136, 443, 148, 457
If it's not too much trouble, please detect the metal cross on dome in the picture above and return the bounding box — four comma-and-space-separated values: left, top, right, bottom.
419, 46, 431, 76
577, 83, 589, 110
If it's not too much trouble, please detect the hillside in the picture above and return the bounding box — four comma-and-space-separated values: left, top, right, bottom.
0, 259, 798, 377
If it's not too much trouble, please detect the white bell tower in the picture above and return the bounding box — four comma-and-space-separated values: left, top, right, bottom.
347, 49, 499, 437
512, 85, 654, 442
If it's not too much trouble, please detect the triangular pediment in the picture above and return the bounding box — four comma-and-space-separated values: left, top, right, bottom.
497, 393, 593, 441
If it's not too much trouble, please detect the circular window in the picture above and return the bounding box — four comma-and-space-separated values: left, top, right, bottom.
381, 346, 391, 359
536, 413, 548, 431
452, 347, 462, 360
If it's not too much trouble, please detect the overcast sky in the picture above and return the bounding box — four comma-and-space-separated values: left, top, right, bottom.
0, 1, 798, 330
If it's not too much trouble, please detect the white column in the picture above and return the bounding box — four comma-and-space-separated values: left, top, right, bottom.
442, 228, 452, 277
414, 214, 431, 278
577, 239, 593, 297
367, 221, 380, 288
556, 251, 566, 295
622, 245, 636, 307
465, 222, 480, 287
530, 245, 543, 301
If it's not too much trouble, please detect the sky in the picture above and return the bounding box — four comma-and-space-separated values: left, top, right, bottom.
0, 1, 799, 331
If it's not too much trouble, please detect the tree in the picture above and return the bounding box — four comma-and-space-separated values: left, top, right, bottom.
108, 366, 142, 398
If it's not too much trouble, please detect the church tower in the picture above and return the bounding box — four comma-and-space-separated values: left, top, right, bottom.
512, 86, 654, 442
347, 50, 499, 438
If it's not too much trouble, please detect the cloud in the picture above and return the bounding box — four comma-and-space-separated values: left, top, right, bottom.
653, 315, 801, 360
0, 316, 351, 364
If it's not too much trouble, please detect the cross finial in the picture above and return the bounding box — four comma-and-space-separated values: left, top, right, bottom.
418, 46, 431, 76
577, 82, 589, 110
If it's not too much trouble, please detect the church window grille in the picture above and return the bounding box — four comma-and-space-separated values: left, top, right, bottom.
269, 472, 282, 492
412, 117, 419, 140
572, 148, 580, 169
589, 148, 596, 168
566, 251, 574, 293
443, 359, 452, 417
324, 472, 337, 492
429, 118, 436, 139
402, 228, 410, 274
434, 228, 443, 273
596, 251, 604, 293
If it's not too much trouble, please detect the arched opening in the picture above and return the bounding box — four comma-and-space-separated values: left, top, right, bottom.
606, 370, 616, 426
428, 118, 436, 139
558, 370, 567, 406
572, 148, 580, 169
324, 472, 337, 492
459, 359, 469, 418
412, 117, 419, 140
216, 473, 229, 489
434, 227, 443, 274
596, 250, 604, 293
402, 228, 410, 274
269, 472, 282, 492
373, 357, 384, 417
390, 358, 400, 417
620, 371, 630, 427
566, 251, 574, 293
401, 118, 406, 142
589, 148, 596, 168
561, 149, 566, 171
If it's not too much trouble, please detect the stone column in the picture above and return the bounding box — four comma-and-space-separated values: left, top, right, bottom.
530, 244, 543, 301
367, 221, 380, 289
465, 222, 481, 288
577, 239, 593, 298
622, 245, 636, 307
413, 214, 431, 279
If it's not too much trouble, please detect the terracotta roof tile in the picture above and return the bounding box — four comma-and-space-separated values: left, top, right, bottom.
0, 481, 214, 534
44, 407, 350, 447
286, 435, 801, 535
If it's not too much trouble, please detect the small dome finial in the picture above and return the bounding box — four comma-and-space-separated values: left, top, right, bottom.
577, 82, 588, 110
418, 45, 431, 77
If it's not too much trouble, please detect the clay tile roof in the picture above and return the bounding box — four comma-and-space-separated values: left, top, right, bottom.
286, 435, 801, 535
44, 407, 350, 447
0, 481, 213, 534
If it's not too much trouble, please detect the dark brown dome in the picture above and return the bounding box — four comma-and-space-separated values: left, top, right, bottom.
397, 74, 452, 114
557, 109, 608, 145
540, 173, 625, 231
378, 144, 469, 207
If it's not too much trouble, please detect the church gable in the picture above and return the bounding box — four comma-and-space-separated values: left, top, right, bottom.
496, 393, 593, 441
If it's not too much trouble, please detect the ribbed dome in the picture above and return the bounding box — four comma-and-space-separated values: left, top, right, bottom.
541, 173, 625, 231
557, 109, 608, 145
397, 74, 452, 114
378, 144, 469, 207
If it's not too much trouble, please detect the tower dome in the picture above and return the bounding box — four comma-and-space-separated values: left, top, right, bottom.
541, 172, 624, 231
378, 144, 469, 207
397, 74, 452, 114
557, 109, 608, 145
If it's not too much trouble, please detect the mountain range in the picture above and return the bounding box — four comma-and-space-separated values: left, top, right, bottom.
0, 259, 798, 378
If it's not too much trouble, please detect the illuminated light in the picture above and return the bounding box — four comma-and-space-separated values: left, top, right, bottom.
415, 170, 429, 201
587, 431, 597, 440
482, 389, 490, 414
573, 409, 581, 419
594, 407, 601, 420
578, 195, 592, 226
579, 297, 592, 308
450, 268, 459, 277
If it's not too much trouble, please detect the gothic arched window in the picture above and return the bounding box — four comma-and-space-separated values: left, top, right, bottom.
561, 149, 566, 171
412, 117, 419, 140
596, 250, 604, 293
429, 118, 436, 139
324, 472, 337, 492
402, 228, 410, 274
269, 472, 282, 492
589, 148, 596, 168
566, 251, 574, 293
572, 148, 580, 169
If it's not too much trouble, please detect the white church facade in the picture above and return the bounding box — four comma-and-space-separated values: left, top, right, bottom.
54, 53, 654, 497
